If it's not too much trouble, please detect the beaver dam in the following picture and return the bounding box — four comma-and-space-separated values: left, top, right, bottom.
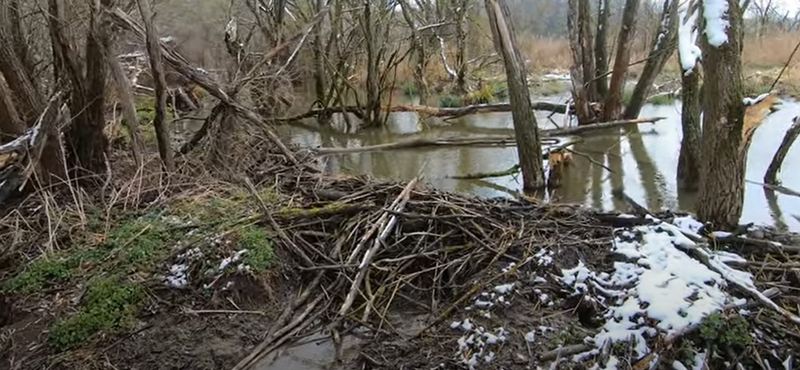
2, 148, 799, 370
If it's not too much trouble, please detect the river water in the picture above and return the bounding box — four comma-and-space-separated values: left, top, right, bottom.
278, 95, 800, 232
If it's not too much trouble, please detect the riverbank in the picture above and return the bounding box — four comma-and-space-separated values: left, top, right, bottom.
1, 146, 799, 370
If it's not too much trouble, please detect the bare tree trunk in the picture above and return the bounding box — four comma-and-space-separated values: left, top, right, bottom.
0, 77, 24, 137
595, 0, 610, 100
0, 18, 42, 121
398, 0, 428, 104
697, 0, 746, 229
485, 0, 545, 191
578, 0, 597, 102
764, 117, 800, 185
454, 0, 469, 94
312, 0, 327, 107
363, 0, 381, 126
677, 64, 702, 190
568, 0, 596, 124
623, 0, 678, 119
604, 0, 641, 121
48, 0, 108, 174
107, 46, 145, 166
138, 0, 174, 171
5, 0, 33, 79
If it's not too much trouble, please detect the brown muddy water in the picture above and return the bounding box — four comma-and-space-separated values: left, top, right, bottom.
277, 94, 800, 232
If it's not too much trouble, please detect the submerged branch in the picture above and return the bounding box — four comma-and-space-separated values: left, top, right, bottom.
312, 118, 664, 155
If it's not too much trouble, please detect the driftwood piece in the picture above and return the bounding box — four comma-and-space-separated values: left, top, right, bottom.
313, 117, 664, 155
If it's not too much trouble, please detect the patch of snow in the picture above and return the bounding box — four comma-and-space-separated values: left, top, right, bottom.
524, 331, 536, 343
179, 247, 203, 260
573, 349, 599, 363
461, 319, 474, 331
484, 351, 495, 363
568, 221, 754, 364
219, 249, 248, 271
502, 262, 516, 273
673, 360, 689, 370
532, 276, 547, 284
703, 0, 730, 47
165, 263, 189, 288
451, 321, 462, 329
712, 231, 732, 238
673, 215, 704, 234
494, 283, 514, 294
535, 249, 554, 266
475, 300, 493, 308
744, 93, 770, 106
693, 350, 707, 370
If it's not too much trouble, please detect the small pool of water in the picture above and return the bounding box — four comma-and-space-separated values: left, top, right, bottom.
279, 95, 800, 232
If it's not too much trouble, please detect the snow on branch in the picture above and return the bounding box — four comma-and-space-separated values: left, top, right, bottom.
703, 0, 730, 47
678, 5, 702, 72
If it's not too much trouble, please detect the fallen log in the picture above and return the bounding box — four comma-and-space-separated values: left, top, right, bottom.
313, 117, 664, 155
275, 101, 574, 123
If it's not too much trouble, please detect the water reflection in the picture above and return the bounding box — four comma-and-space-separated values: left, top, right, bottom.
278, 97, 800, 231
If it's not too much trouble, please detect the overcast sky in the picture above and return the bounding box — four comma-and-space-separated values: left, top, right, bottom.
772, 0, 800, 14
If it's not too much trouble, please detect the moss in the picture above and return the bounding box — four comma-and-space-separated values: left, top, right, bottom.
49, 276, 143, 350
3, 215, 171, 294
3, 257, 72, 294
439, 95, 463, 108
238, 226, 273, 272
113, 218, 171, 267
698, 312, 751, 349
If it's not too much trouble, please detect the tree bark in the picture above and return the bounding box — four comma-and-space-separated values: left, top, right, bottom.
568, 0, 596, 124
623, 0, 678, 119
764, 117, 800, 185
0, 9, 42, 121
453, 0, 469, 94
4, 0, 34, 79
137, 0, 174, 171
604, 0, 641, 121
677, 63, 702, 190
697, 0, 746, 229
485, 0, 545, 190
0, 77, 24, 138
595, 0, 610, 100
578, 0, 597, 102
363, 0, 381, 127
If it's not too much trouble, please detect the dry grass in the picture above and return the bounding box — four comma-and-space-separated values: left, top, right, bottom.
519, 37, 571, 74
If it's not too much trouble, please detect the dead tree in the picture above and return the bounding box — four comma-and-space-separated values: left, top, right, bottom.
485, 0, 545, 190
677, 2, 702, 190
604, 0, 641, 121
137, 0, 175, 171
764, 117, 800, 185
623, 0, 678, 119
697, 0, 746, 229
